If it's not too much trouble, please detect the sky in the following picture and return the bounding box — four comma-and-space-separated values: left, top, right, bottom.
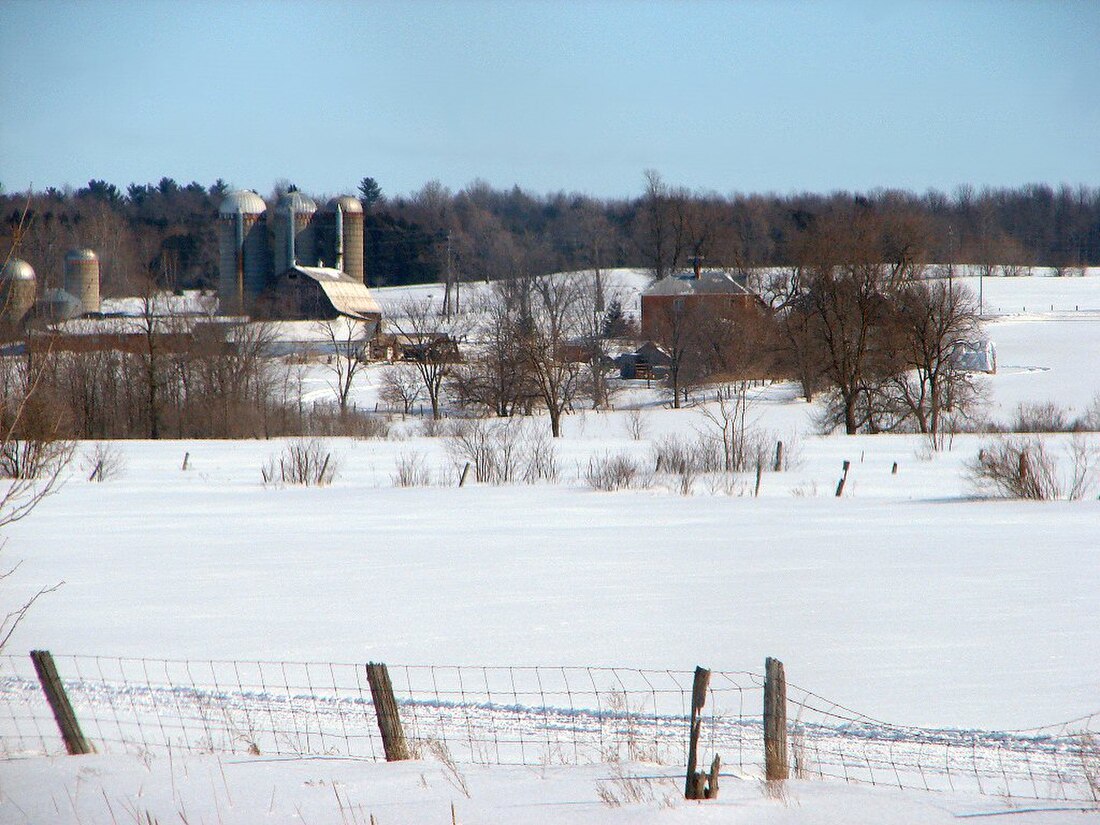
2, 0, 1099, 201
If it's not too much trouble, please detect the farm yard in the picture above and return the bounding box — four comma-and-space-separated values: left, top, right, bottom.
2, 271, 1100, 823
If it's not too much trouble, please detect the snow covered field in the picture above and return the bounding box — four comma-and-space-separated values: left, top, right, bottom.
2, 273, 1099, 823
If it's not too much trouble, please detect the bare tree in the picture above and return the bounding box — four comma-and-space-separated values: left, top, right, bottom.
315, 316, 371, 414
891, 278, 983, 441
792, 205, 927, 434
448, 290, 536, 418
390, 296, 465, 420
636, 170, 688, 281
379, 364, 422, 415
517, 274, 587, 437
0, 210, 69, 652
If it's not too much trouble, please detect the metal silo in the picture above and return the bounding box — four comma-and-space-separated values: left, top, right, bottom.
274, 191, 318, 274
0, 258, 36, 325
328, 195, 365, 284
64, 248, 101, 314
217, 190, 268, 314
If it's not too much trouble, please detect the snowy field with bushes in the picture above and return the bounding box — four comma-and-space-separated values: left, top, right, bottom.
2, 272, 1099, 823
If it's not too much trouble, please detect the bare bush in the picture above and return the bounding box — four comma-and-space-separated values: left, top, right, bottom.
623, 408, 648, 441
393, 451, 432, 488
1067, 435, 1099, 501
522, 428, 559, 483
83, 442, 126, 482
304, 405, 391, 439
1076, 395, 1100, 432
1012, 401, 1071, 433
0, 437, 74, 481
262, 438, 337, 487
585, 453, 642, 491
968, 437, 1061, 500
447, 418, 558, 485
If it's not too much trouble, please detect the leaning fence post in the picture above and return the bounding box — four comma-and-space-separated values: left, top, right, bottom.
685, 665, 719, 799
835, 460, 851, 497
764, 656, 788, 781
30, 650, 93, 755
365, 662, 409, 761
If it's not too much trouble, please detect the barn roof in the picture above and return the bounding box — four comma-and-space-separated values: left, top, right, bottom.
643, 269, 752, 297
289, 266, 382, 320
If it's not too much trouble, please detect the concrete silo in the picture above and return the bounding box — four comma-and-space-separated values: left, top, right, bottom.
217, 190, 269, 314
273, 191, 317, 274
0, 258, 36, 325
64, 248, 101, 314
328, 195, 365, 284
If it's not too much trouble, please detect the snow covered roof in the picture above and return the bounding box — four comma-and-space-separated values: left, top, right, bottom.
288, 266, 382, 320
643, 269, 752, 297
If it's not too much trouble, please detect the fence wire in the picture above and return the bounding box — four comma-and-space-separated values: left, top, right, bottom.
1, 654, 1096, 806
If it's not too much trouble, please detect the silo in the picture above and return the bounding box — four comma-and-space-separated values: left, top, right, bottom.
0, 258, 36, 325
274, 191, 317, 273
64, 248, 101, 314
328, 195, 365, 284
217, 190, 268, 314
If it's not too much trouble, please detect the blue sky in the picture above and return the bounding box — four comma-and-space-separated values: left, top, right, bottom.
2, 0, 1098, 200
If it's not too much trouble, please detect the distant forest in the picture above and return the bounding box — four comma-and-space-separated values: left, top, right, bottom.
2, 175, 1098, 296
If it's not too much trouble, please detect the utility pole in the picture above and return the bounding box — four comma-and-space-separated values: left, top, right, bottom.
441, 231, 453, 318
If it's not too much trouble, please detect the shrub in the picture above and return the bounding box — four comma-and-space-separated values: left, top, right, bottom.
392, 451, 431, 487
447, 418, 558, 485
623, 408, 648, 441
83, 442, 125, 482
585, 453, 642, 491
262, 438, 338, 486
1012, 401, 1070, 433
968, 437, 1061, 499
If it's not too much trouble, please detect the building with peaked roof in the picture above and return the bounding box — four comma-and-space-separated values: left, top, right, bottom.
640, 268, 762, 338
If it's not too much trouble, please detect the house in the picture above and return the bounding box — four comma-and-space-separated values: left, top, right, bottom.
640, 266, 762, 338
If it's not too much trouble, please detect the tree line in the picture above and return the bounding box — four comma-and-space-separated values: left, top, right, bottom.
3, 175, 1098, 296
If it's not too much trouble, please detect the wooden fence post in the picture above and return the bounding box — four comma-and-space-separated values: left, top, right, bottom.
684, 666, 719, 799
764, 656, 788, 781
835, 460, 851, 497
773, 441, 784, 472
365, 662, 410, 761
30, 650, 93, 755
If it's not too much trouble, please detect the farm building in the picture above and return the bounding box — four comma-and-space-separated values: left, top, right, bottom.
640, 267, 762, 338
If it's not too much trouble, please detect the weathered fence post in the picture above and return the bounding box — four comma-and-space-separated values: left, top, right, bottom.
365, 662, 409, 761
835, 460, 851, 497
30, 650, 93, 755
458, 462, 471, 487
773, 441, 784, 472
764, 656, 788, 781
891, 461, 898, 475
684, 665, 719, 799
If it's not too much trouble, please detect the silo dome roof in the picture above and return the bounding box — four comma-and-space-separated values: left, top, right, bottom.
66, 248, 99, 262
1, 258, 35, 281
218, 189, 268, 217
275, 191, 317, 215
328, 195, 363, 214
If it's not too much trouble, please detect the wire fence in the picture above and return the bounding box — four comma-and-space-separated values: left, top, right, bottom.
1, 653, 1096, 806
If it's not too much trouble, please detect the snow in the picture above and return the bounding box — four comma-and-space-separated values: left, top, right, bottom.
6, 753, 1095, 825
3, 271, 1100, 822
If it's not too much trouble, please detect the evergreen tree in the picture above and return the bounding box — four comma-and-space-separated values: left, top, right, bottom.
602, 299, 629, 338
